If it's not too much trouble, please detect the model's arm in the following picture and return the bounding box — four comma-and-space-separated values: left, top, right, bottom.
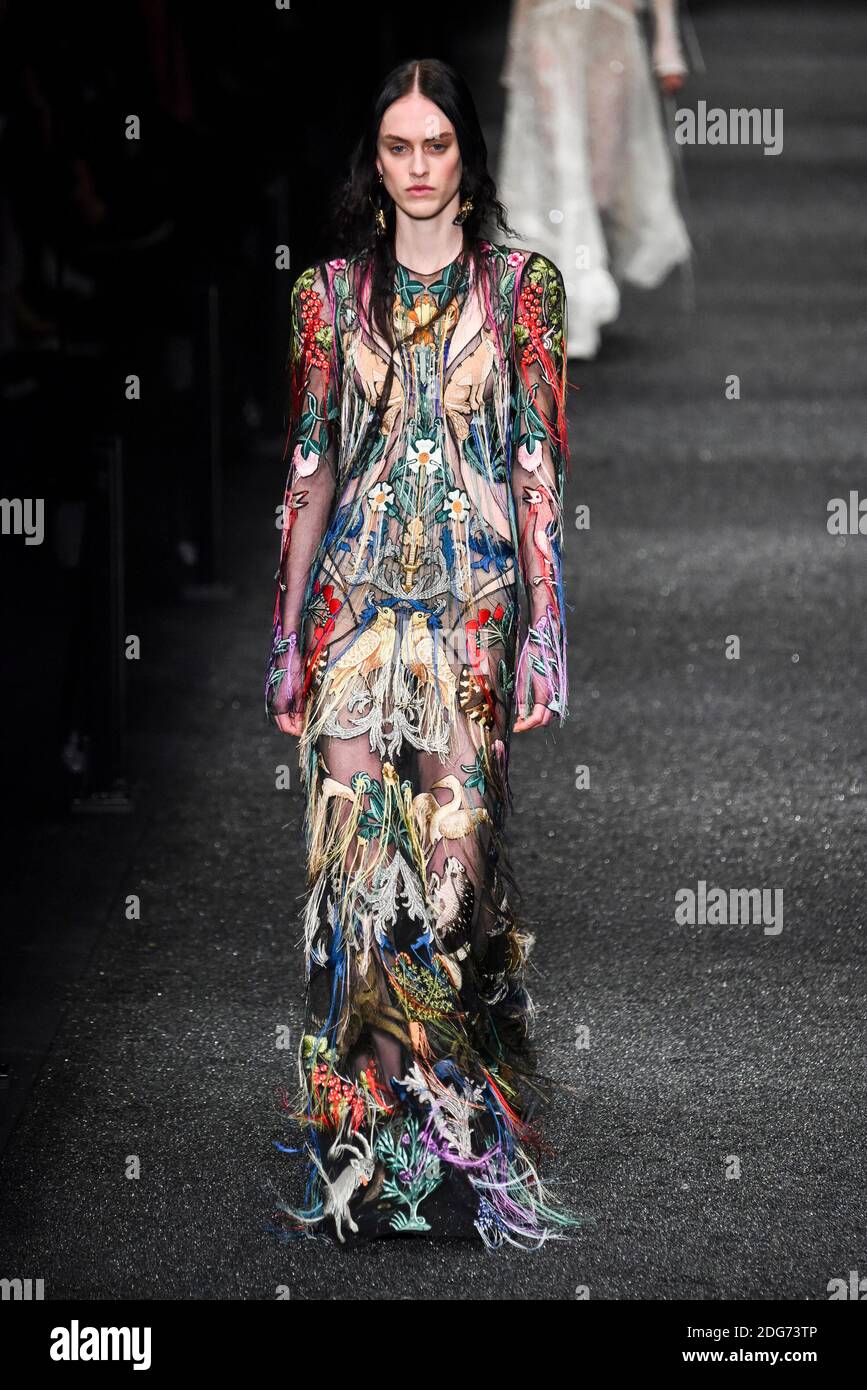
651, 0, 688, 80
265, 262, 339, 725
510, 252, 569, 729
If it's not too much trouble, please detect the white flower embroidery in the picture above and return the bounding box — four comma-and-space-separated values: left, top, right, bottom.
292, 443, 321, 478
446, 489, 470, 523
366, 480, 394, 512
407, 438, 442, 474
516, 440, 544, 474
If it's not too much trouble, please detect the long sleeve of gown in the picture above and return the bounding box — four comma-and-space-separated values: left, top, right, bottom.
264, 262, 339, 722
651, 0, 688, 78
510, 251, 569, 723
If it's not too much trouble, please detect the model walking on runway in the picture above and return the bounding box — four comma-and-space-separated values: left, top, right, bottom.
265, 57, 580, 1247
498, 0, 692, 358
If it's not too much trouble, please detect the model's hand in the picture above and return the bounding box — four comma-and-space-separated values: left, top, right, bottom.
657, 71, 685, 96
271, 640, 306, 736
513, 702, 553, 734
274, 711, 304, 736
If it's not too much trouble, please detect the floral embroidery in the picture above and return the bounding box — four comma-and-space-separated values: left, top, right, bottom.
373, 1115, 443, 1232
366, 479, 394, 512
297, 279, 332, 375
444, 488, 470, 523
406, 438, 442, 473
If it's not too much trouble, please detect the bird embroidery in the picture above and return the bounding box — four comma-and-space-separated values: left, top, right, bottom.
323, 606, 396, 706
400, 610, 458, 719
411, 776, 491, 860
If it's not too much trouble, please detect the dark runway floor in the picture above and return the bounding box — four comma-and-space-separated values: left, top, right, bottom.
1, 2, 866, 1299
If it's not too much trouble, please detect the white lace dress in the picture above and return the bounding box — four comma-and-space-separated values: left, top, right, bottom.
497, 0, 692, 358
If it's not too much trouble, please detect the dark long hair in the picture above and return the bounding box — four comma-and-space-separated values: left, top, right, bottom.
329, 58, 518, 455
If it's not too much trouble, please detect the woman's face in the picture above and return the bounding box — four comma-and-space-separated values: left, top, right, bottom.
376, 93, 463, 222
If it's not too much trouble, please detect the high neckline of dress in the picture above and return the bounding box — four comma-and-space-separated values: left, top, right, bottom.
395, 253, 463, 281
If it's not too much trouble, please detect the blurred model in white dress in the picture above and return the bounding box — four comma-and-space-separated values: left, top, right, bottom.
497, 0, 692, 358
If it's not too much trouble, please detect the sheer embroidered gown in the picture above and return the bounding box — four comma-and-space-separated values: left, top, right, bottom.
264, 241, 580, 1246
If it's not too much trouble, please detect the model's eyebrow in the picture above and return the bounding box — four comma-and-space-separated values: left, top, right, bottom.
380, 130, 454, 142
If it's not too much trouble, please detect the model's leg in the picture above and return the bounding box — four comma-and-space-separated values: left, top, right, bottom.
311, 729, 406, 1103
585, 4, 630, 214
415, 712, 504, 966
413, 687, 535, 1058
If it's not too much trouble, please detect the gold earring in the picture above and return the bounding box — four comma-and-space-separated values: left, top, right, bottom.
368, 181, 387, 236
452, 193, 474, 225
370, 172, 387, 235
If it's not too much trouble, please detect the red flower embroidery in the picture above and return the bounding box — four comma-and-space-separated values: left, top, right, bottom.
298, 284, 330, 376
477, 604, 504, 627
517, 279, 544, 367
311, 1062, 370, 1131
